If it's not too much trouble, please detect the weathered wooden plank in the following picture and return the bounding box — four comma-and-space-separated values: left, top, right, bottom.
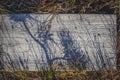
0, 14, 116, 71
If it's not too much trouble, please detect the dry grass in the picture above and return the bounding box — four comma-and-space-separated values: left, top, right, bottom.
0, 70, 120, 80
0, 0, 118, 13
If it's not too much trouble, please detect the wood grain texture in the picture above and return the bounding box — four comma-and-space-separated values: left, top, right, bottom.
0, 14, 116, 71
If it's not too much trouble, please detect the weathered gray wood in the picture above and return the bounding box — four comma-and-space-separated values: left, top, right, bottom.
0, 14, 116, 71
